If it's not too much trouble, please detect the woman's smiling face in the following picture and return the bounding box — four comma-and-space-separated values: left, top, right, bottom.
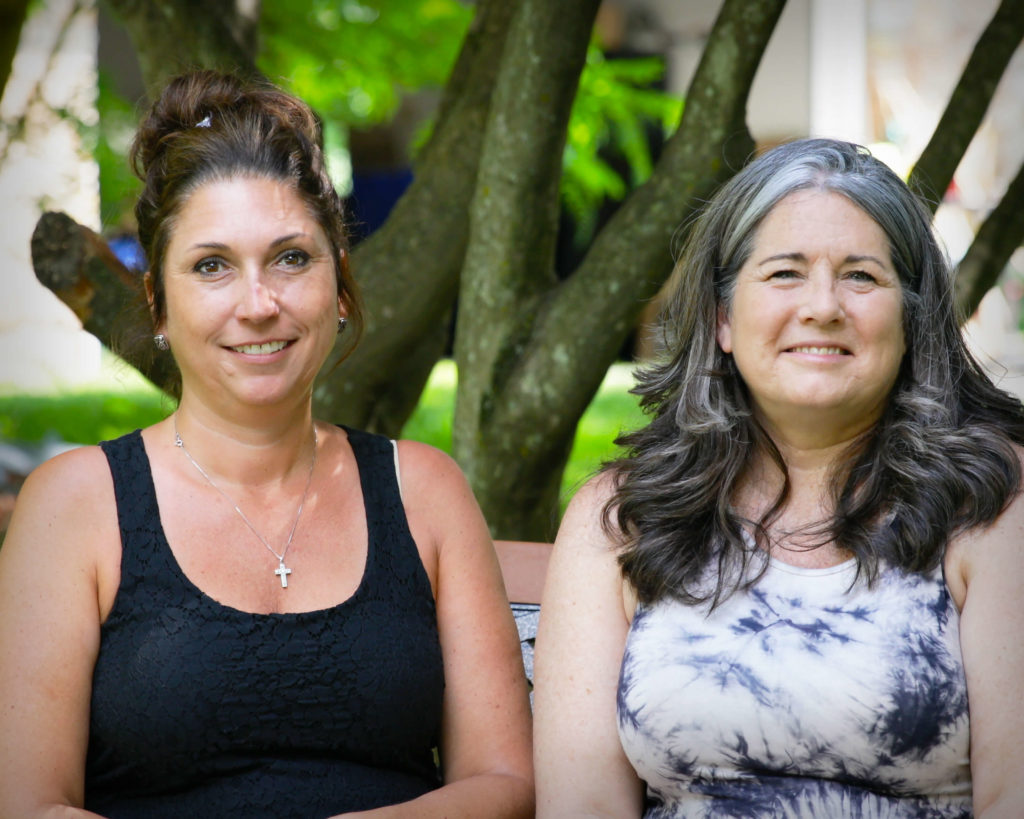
156, 175, 343, 412
716, 189, 906, 443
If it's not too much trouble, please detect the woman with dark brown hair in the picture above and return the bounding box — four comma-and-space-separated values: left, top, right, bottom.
0, 70, 533, 818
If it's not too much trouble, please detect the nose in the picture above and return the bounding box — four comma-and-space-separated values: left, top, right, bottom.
235, 271, 280, 322
797, 269, 844, 324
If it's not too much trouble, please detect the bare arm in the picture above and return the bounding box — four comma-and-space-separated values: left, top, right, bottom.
0, 447, 116, 818
339, 441, 534, 818
533, 474, 644, 817
951, 483, 1024, 817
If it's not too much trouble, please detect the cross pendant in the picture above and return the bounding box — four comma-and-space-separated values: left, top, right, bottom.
275, 560, 292, 588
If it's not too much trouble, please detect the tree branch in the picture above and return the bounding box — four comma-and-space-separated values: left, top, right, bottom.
908, 0, 1024, 210
954, 158, 1024, 319
453, 0, 601, 435
29, 211, 175, 388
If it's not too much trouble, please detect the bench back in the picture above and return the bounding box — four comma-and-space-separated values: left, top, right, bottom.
494, 540, 553, 694
494, 539, 552, 605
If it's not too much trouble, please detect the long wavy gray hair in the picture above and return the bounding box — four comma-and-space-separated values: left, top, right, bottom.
606, 138, 1024, 607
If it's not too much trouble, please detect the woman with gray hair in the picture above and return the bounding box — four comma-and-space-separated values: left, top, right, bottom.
534, 138, 1024, 817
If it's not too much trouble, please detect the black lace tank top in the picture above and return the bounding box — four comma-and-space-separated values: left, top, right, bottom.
86, 427, 444, 818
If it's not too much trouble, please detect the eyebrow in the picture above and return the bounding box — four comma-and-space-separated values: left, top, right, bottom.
186, 233, 309, 252
757, 252, 888, 267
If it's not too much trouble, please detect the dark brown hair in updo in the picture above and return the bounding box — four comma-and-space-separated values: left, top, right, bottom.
122, 69, 362, 397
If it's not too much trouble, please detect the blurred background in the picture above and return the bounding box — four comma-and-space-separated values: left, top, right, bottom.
2, 0, 1022, 536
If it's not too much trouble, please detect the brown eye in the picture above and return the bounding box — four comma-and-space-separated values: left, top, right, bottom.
194, 257, 225, 276
278, 249, 310, 268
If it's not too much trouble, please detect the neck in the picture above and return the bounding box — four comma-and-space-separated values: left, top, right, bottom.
738, 427, 864, 527
170, 397, 317, 488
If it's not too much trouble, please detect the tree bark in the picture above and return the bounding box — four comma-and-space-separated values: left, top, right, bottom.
453, 0, 602, 539
954, 158, 1024, 320
455, 0, 787, 540
101, 0, 261, 97
908, 0, 1024, 211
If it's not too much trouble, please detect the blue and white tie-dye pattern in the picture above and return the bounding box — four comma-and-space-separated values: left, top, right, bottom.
617, 555, 972, 818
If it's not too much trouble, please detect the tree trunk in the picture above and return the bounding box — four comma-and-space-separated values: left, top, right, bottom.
453, 0, 603, 540
455, 0, 787, 540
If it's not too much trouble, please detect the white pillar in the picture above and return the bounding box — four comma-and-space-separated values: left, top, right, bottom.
809, 0, 869, 143
0, 0, 104, 391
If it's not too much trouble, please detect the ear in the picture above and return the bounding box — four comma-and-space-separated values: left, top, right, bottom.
337, 295, 348, 319
716, 302, 733, 353
143, 272, 161, 328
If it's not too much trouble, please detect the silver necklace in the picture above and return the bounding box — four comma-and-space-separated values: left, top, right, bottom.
172, 417, 318, 588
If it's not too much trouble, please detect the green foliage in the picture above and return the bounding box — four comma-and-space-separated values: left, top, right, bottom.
88, 69, 143, 232
400, 358, 458, 451
0, 390, 171, 446
562, 45, 683, 247
259, 0, 471, 128
262, 0, 684, 244
400, 360, 645, 510
560, 363, 646, 502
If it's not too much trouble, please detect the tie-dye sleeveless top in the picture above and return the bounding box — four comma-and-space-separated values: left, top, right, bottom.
617, 555, 972, 818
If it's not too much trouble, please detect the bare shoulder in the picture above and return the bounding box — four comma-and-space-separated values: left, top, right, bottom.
554, 469, 624, 559
946, 445, 1024, 605
543, 468, 633, 622
546, 469, 632, 613
10, 444, 115, 529
392, 440, 490, 566
568, 469, 618, 510
0, 443, 119, 608
394, 438, 466, 484
393, 439, 477, 509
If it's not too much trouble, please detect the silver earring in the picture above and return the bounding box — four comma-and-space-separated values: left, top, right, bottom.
337, 317, 348, 334
153, 333, 169, 351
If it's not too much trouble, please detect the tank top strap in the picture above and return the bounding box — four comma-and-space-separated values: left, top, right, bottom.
98, 429, 174, 587
341, 426, 433, 606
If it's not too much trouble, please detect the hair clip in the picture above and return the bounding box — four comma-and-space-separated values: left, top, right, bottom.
195, 114, 212, 128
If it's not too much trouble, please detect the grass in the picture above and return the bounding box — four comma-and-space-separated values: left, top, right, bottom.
0, 391, 173, 447
1, 357, 646, 512
403, 360, 647, 505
